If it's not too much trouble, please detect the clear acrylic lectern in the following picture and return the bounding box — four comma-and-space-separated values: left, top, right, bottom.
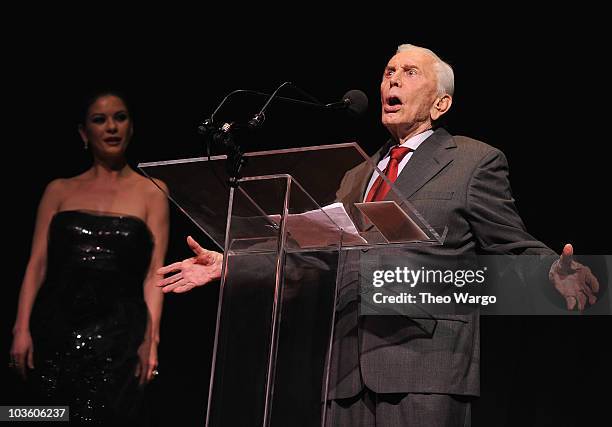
139, 143, 445, 426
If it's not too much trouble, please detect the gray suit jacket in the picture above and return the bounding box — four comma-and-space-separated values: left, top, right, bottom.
328, 128, 556, 399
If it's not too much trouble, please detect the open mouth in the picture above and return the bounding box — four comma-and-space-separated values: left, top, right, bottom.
388, 96, 402, 106
104, 137, 122, 144
384, 96, 402, 112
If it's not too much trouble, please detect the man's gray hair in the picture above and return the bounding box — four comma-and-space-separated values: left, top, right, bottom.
397, 44, 454, 97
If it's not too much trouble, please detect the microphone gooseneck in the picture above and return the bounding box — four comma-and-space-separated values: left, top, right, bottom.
197, 85, 369, 187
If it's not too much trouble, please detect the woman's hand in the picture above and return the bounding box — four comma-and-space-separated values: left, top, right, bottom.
10, 329, 34, 379
135, 338, 159, 385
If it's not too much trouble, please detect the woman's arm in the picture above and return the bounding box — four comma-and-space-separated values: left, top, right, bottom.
11, 179, 64, 378
136, 179, 169, 384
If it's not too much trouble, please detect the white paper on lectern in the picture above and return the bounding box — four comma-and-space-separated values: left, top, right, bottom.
268, 202, 367, 247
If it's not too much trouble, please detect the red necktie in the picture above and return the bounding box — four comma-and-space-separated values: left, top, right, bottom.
365, 146, 412, 202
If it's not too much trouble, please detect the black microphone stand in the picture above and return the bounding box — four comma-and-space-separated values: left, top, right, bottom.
199, 83, 309, 188
210, 122, 247, 188
197, 83, 346, 188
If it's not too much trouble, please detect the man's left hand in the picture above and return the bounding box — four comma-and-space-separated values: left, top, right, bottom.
549, 243, 600, 311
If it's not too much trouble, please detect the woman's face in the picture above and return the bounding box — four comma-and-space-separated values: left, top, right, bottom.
79, 95, 133, 158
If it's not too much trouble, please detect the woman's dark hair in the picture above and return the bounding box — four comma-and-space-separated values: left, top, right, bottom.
78, 89, 132, 126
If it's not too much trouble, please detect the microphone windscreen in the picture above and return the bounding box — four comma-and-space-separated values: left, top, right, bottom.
343, 89, 369, 116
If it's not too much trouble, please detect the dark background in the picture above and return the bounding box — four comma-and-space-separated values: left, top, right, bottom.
2, 19, 610, 426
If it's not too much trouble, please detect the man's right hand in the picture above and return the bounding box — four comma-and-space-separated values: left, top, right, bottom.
157, 236, 223, 293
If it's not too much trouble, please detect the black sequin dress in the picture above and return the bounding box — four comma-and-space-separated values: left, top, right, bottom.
29, 210, 153, 424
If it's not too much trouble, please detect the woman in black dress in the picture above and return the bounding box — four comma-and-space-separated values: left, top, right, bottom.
10, 90, 169, 424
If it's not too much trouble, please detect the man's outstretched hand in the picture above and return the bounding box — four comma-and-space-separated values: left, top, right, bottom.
157, 236, 223, 293
549, 243, 600, 311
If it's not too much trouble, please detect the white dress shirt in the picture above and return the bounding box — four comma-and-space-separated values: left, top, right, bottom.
363, 129, 434, 201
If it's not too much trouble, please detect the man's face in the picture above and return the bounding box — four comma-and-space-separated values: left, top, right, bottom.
380, 49, 441, 138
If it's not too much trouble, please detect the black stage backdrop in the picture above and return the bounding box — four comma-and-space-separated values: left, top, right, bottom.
2, 23, 610, 427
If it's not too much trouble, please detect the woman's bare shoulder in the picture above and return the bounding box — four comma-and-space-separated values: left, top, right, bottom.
134, 173, 168, 196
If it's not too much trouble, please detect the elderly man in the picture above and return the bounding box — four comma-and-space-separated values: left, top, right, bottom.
158, 44, 599, 426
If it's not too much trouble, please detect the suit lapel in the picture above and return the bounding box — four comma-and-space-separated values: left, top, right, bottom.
340, 129, 456, 231
390, 128, 456, 200
348, 139, 396, 229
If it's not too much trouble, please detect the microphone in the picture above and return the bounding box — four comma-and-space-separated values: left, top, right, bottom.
200, 86, 369, 136
325, 89, 369, 116
248, 87, 369, 130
